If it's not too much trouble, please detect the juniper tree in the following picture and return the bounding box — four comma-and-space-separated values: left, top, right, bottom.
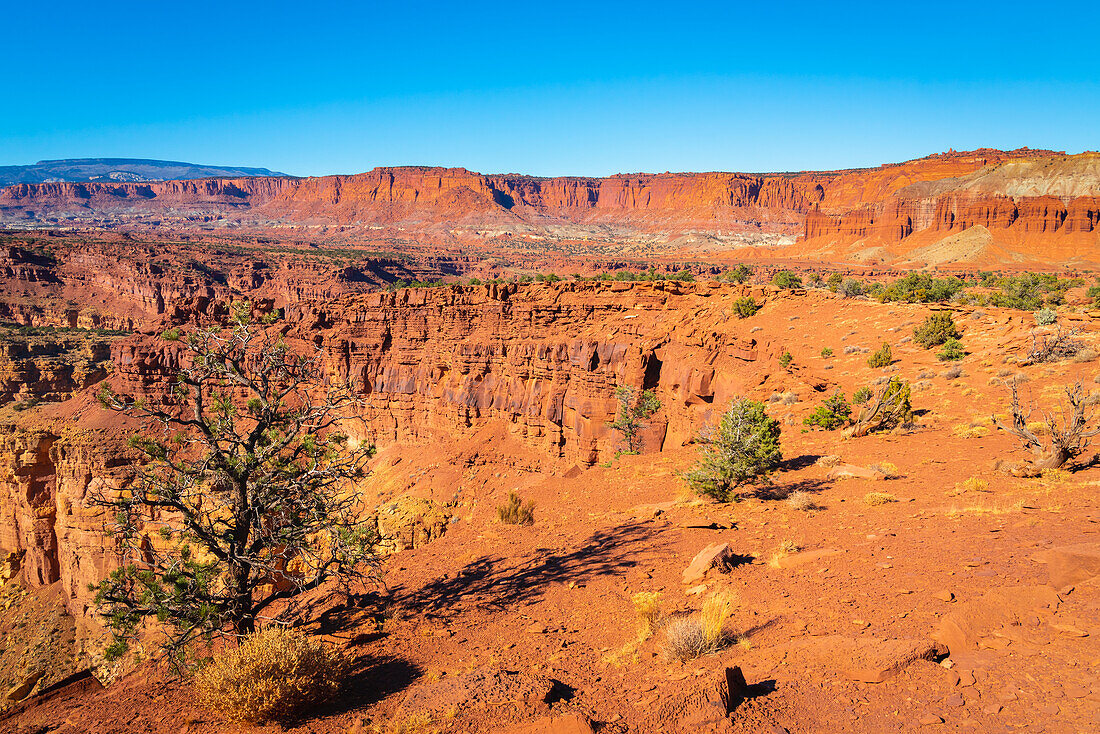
609, 386, 661, 453
94, 304, 376, 661
684, 398, 782, 501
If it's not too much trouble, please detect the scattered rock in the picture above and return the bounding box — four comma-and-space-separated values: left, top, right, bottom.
773, 548, 841, 569
1032, 543, 1100, 590
933, 585, 1060, 654
5, 670, 44, 703
826, 464, 886, 481
682, 542, 738, 585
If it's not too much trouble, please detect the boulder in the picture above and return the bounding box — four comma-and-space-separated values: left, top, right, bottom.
682, 542, 737, 585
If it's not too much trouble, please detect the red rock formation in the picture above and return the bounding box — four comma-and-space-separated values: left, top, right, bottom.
0, 281, 806, 620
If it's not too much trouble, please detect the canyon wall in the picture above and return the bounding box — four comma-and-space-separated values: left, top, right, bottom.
0, 281, 806, 620
4, 148, 1098, 264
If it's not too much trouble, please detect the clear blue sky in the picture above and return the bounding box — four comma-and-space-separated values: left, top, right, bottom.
6, 1, 1098, 177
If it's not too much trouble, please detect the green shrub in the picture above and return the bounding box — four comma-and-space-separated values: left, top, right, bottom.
733, 297, 760, 318
826, 273, 844, 292
877, 273, 964, 303
989, 273, 1082, 310
497, 492, 535, 525
913, 312, 961, 349
867, 342, 893, 368
772, 271, 803, 289
723, 264, 753, 283
820, 346, 833, 358
1034, 307, 1057, 326
803, 392, 852, 430
1087, 284, 1100, 308
684, 398, 782, 502
937, 338, 965, 361
195, 627, 349, 723
837, 278, 865, 298
852, 386, 873, 404
779, 351, 793, 367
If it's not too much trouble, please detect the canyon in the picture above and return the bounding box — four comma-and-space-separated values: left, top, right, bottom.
0, 150, 1098, 733
2, 149, 1099, 268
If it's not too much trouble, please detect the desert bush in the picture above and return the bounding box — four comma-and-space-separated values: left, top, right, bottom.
1034, 307, 1058, 326
722, 264, 753, 283
990, 273, 1082, 310
662, 617, 715, 662
1088, 284, 1100, 308
773, 271, 803, 289
497, 492, 535, 525
1026, 326, 1083, 363
955, 477, 989, 494
942, 365, 963, 380
913, 312, 961, 349
1073, 348, 1098, 363
837, 278, 865, 298
820, 346, 833, 358
826, 273, 844, 292
852, 386, 872, 404
732, 297, 760, 318
847, 378, 913, 437
684, 398, 782, 501
786, 490, 816, 511
779, 351, 793, 368
195, 627, 349, 723
877, 273, 965, 303
937, 338, 965, 361
803, 391, 852, 430
863, 492, 898, 506
867, 342, 893, 368
870, 461, 900, 479
632, 592, 663, 640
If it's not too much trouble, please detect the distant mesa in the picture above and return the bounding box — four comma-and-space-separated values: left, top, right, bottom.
0, 158, 289, 186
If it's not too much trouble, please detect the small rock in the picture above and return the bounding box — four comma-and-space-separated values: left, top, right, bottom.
682, 542, 738, 585
943, 694, 964, 707
919, 713, 944, 725
933, 590, 955, 602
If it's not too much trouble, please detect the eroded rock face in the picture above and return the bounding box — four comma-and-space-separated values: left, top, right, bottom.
0, 281, 803, 625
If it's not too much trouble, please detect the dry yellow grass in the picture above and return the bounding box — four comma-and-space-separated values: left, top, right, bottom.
950, 477, 990, 496
863, 491, 898, 506
194, 626, 348, 724
631, 591, 663, 641
946, 499, 1026, 517
701, 591, 736, 646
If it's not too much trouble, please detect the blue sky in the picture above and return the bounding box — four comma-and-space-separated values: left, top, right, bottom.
5, 1, 1098, 177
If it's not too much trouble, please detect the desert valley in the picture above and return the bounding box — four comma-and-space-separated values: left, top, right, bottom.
0, 145, 1096, 734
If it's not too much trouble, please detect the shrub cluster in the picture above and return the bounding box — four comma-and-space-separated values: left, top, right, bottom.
803, 392, 852, 430
497, 492, 535, 525
913, 313, 961, 349
867, 342, 893, 368
772, 271, 803, 289
733, 297, 760, 318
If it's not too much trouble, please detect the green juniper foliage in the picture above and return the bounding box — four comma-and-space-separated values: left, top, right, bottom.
609, 386, 661, 453
804, 392, 852, 430
94, 303, 377, 663
867, 342, 893, 368
733, 297, 760, 318
913, 312, 961, 349
684, 398, 782, 501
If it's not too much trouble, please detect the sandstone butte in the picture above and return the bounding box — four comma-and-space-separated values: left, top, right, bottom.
2, 148, 1099, 268
0, 151, 1098, 734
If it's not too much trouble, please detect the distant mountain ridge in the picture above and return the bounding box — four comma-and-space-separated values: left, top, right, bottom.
0, 158, 289, 185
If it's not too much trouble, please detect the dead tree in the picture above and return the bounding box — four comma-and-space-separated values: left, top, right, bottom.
1026, 326, 1083, 364
992, 380, 1100, 470
845, 377, 913, 438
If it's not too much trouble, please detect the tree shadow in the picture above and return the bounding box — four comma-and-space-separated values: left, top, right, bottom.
753, 477, 830, 501
391, 522, 671, 617
778, 454, 822, 471
314, 654, 423, 717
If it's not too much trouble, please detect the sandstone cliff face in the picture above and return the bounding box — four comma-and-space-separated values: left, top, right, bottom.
6, 149, 1096, 264
0, 281, 803, 621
